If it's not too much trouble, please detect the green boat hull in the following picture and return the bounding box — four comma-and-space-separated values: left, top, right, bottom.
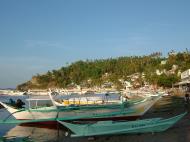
59, 112, 187, 137
0, 96, 160, 124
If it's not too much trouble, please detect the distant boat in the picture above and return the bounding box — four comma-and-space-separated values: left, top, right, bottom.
58, 112, 187, 137
0, 96, 161, 124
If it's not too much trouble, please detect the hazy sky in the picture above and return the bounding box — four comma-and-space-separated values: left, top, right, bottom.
0, 0, 189, 88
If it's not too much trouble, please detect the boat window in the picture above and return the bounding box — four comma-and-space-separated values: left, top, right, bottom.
28, 100, 54, 109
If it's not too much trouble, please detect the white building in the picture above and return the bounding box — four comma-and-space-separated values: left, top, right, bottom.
156, 69, 162, 76
161, 60, 167, 65
124, 81, 132, 90
181, 69, 190, 82
175, 69, 190, 93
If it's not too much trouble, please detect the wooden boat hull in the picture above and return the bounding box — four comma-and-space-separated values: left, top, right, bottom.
57, 96, 160, 121
0, 96, 160, 123
0, 102, 58, 120
59, 112, 187, 137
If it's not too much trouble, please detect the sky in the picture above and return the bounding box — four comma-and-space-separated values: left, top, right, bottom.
0, 0, 190, 88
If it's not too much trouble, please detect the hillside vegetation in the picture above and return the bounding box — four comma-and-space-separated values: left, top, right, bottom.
17, 51, 190, 91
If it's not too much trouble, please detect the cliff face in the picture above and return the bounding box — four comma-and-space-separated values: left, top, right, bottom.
31, 76, 38, 84
17, 81, 31, 91
17, 77, 57, 91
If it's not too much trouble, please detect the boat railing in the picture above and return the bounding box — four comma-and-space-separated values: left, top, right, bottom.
61, 99, 111, 106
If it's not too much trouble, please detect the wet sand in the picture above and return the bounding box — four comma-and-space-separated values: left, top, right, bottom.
56, 96, 190, 142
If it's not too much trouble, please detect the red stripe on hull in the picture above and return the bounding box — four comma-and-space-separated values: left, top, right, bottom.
73, 115, 140, 121
17, 115, 140, 127
19, 120, 58, 129
18, 119, 57, 125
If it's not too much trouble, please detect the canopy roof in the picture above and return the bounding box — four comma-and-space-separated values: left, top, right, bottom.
174, 80, 190, 86
26, 95, 51, 101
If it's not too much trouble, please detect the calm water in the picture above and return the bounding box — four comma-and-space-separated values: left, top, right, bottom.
0, 95, 190, 142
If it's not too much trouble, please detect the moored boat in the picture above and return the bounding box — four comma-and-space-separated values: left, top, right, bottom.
49, 91, 127, 107
58, 112, 187, 137
0, 96, 161, 124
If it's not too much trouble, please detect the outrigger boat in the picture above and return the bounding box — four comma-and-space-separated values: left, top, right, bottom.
48, 91, 129, 107
48, 91, 148, 109
58, 112, 187, 137
0, 95, 161, 124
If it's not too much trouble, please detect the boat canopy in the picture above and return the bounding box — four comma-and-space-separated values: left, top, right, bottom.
26, 96, 53, 108
26, 96, 51, 101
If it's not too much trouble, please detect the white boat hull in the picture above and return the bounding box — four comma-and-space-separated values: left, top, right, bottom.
0, 96, 160, 121
0, 102, 57, 120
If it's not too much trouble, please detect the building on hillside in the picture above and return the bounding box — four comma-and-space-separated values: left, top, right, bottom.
156, 69, 163, 76
167, 65, 178, 75
127, 73, 140, 82
124, 81, 132, 90
177, 70, 182, 77
141, 72, 145, 79
156, 65, 178, 76
102, 82, 113, 88
161, 60, 167, 65
174, 69, 190, 93
172, 65, 178, 71
168, 50, 177, 56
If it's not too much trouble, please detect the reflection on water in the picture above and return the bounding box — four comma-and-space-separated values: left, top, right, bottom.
0, 123, 77, 142
0, 109, 15, 136
4, 124, 60, 142
0, 124, 74, 142
0, 136, 34, 142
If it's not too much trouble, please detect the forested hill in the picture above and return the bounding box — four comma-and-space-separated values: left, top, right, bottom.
17, 51, 190, 91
